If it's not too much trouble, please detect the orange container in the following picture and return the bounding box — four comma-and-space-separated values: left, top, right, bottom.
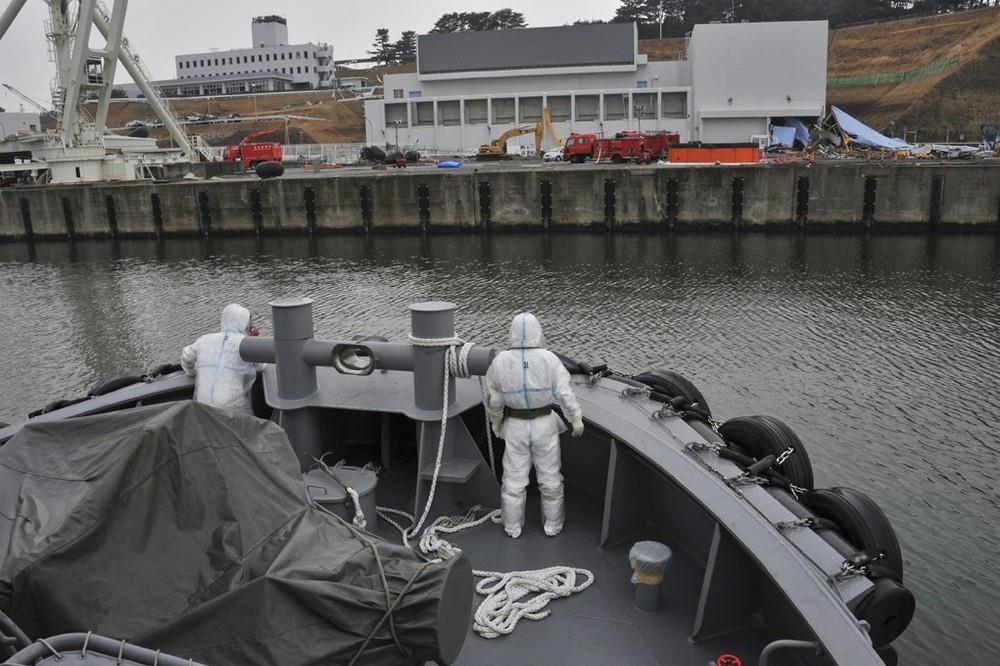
669, 145, 761, 163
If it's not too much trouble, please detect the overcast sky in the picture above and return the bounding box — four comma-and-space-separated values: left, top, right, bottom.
0, 0, 616, 111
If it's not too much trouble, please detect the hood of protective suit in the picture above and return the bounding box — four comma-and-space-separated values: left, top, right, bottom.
508, 312, 545, 349
221, 303, 251, 334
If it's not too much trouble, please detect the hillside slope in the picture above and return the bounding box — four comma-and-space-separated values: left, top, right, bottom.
827, 6, 1000, 138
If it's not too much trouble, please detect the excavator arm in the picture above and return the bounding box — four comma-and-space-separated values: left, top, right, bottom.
240, 128, 281, 147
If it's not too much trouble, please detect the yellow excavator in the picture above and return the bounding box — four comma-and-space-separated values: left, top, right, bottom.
476, 107, 561, 160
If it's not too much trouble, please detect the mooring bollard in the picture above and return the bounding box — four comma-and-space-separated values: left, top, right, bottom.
409, 301, 458, 412
251, 297, 324, 471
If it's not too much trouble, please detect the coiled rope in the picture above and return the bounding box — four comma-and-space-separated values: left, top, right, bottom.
411, 505, 595, 639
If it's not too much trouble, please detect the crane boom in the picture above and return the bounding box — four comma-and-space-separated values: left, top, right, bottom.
1, 83, 49, 114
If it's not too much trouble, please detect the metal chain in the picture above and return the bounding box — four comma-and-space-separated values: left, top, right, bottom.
775, 446, 795, 466
776, 517, 816, 530
686, 441, 722, 455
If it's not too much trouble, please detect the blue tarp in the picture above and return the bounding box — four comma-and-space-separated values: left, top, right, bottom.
831, 106, 910, 150
771, 125, 797, 147
789, 119, 810, 147
437, 160, 463, 168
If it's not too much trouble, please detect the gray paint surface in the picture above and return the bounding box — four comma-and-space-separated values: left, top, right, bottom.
418, 23, 636, 75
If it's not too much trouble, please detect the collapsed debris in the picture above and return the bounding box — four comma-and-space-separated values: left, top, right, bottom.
764, 106, 999, 163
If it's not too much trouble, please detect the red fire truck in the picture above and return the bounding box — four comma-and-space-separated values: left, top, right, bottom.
562, 131, 680, 164
223, 130, 283, 170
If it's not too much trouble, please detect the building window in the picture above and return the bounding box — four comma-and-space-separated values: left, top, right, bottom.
199, 59, 204, 66
636, 80, 648, 89
408, 90, 422, 98
603, 93, 626, 121
393, 88, 404, 99
412, 100, 434, 126
280, 53, 285, 60
633, 92, 657, 119
465, 99, 487, 124
297, 66, 302, 73
204, 84, 222, 95
575, 95, 599, 121
492, 97, 514, 124
385, 102, 408, 128
661, 92, 686, 118
438, 100, 460, 126
214, 58, 219, 66
251, 55, 256, 63
519, 96, 542, 123
305, 66, 309, 72
266, 54, 271, 61
548, 95, 571, 122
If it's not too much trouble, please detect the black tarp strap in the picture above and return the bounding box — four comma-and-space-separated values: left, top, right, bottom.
312, 502, 415, 661
348, 561, 434, 666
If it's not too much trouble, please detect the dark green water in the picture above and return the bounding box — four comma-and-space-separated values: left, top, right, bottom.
2, 232, 999, 664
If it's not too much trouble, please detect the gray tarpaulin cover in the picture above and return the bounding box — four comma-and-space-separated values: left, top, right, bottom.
0, 402, 471, 665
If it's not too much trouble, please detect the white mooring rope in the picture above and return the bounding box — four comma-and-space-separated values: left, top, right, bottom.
376, 338, 594, 639
412, 505, 595, 639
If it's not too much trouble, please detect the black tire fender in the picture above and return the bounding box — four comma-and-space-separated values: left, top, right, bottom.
802, 487, 904, 581
89, 375, 145, 397
718, 415, 814, 490
633, 369, 711, 416
255, 161, 284, 179
854, 577, 915, 648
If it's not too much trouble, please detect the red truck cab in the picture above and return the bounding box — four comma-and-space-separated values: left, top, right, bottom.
563, 131, 680, 164
223, 131, 283, 170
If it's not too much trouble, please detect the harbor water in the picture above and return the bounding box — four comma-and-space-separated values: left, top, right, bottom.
1, 231, 998, 665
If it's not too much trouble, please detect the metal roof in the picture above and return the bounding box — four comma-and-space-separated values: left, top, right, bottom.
417, 23, 636, 75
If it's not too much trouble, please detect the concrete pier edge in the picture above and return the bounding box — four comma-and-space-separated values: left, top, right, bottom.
1, 162, 998, 240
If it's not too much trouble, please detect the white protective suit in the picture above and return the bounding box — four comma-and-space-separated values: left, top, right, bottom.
180, 304, 261, 415
485, 313, 584, 538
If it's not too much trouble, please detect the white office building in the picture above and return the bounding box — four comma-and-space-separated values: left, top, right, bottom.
159, 16, 333, 96
364, 21, 828, 153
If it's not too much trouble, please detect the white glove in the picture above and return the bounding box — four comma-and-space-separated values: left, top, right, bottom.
571, 419, 584, 438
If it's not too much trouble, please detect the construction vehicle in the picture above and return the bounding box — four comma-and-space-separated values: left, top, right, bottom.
476, 107, 561, 160
562, 130, 680, 164
223, 129, 283, 170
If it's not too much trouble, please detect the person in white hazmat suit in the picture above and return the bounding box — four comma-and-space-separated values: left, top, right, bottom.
180, 303, 262, 415
485, 313, 584, 539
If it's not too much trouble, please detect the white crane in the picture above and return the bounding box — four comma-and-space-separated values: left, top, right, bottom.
0, 0, 208, 163
1, 82, 50, 114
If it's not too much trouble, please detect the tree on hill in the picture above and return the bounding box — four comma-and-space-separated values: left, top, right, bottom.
368, 28, 395, 66
430, 9, 527, 32
394, 31, 417, 63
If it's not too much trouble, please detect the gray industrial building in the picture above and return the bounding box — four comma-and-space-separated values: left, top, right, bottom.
364, 21, 828, 153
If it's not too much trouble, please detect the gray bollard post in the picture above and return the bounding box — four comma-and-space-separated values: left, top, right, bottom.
270, 297, 323, 471
409, 301, 457, 513
410, 301, 457, 411
629, 540, 672, 612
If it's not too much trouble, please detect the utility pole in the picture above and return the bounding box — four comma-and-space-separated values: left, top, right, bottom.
393, 119, 400, 150
659, 0, 664, 39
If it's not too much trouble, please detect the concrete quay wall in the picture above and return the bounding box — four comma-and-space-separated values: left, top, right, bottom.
1, 162, 998, 240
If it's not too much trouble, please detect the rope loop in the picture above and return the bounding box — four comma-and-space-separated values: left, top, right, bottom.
473, 566, 595, 639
